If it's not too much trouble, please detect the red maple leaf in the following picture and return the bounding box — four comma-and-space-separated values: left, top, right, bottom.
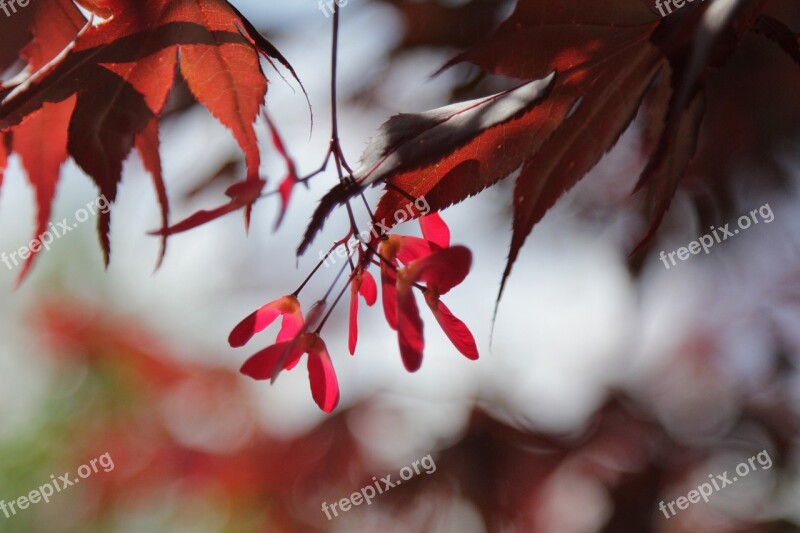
0, 0, 299, 278
300, 0, 792, 306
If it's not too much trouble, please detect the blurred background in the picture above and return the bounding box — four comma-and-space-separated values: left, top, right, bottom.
1, 0, 800, 531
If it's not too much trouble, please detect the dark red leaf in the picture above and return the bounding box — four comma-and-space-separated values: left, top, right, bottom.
152, 179, 265, 237
0, 0, 296, 272
135, 119, 170, 269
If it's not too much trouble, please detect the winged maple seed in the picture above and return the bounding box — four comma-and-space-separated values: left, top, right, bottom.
240, 332, 340, 413
230, 214, 479, 411
230, 294, 339, 412
391, 243, 478, 372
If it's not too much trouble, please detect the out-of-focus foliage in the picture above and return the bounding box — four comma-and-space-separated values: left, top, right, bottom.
0, 292, 794, 531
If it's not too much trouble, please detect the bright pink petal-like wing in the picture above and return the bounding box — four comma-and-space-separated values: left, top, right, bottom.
419, 213, 450, 248
229, 295, 301, 348
410, 246, 472, 295
305, 335, 340, 412
425, 294, 479, 360
381, 263, 399, 330
395, 235, 432, 265
359, 270, 378, 306
349, 270, 377, 355
276, 308, 304, 343
229, 306, 281, 348
348, 279, 360, 355
285, 302, 323, 371
240, 341, 303, 381
396, 280, 424, 372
